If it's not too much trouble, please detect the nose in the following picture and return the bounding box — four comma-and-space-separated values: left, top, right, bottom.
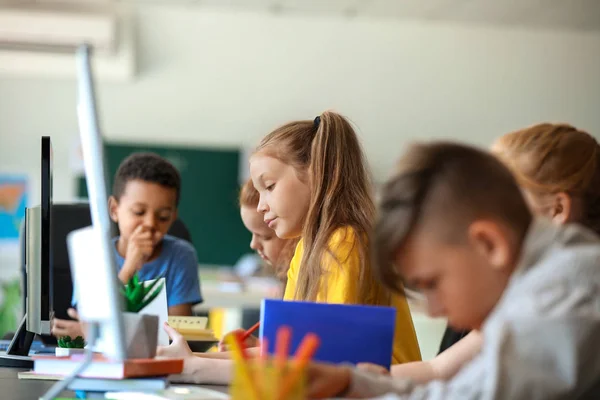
257, 194, 268, 214
249, 235, 260, 251
426, 296, 445, 318
144, 213, 157, 231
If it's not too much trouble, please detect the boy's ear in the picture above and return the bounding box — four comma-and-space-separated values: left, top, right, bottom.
551, 192, 572, 224
467, 220, 512, 271
108, 196, 119, 222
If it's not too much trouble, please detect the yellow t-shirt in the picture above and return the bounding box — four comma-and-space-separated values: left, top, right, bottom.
283, 227, 422, 365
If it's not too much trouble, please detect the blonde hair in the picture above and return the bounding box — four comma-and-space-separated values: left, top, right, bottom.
239, 178, 260, 208
239, 178, 297, 282
255, 111, 387, 304
492, 123, 600, 235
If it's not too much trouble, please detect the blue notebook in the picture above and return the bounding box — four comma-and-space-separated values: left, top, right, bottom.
259, 299, 396, 369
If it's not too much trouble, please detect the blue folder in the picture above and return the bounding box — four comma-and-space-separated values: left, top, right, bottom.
259, 299, 396, 369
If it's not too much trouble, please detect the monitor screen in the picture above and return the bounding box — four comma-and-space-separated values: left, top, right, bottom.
41, 136, 53, 323
25, 136, 54, 336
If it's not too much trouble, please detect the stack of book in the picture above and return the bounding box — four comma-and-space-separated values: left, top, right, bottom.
21, 354, 183, 398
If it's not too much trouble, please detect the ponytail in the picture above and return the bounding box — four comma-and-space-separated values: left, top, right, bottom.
254, 111, 388, 304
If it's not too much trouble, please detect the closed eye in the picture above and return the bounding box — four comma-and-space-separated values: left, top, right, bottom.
421, 279, 438, 291
406, 278, 438, 292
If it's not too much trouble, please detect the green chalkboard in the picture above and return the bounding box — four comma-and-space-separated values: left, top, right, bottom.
77, 142, 249, 266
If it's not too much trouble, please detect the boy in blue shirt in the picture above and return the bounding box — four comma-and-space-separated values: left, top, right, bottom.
52, 153, 202, 338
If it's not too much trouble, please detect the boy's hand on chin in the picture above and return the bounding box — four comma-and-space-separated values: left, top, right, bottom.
126, 225, 155, 265
120, 226, 162, 283
306, 362, 352, 399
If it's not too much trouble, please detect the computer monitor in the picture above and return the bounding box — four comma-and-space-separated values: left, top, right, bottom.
69, 43, 126, 361
0, 136, 54, 368
32, 136, 54, 334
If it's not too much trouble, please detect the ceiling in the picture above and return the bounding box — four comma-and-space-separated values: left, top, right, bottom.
6, 0, 600, 32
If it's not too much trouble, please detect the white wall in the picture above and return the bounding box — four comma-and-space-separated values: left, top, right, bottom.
1, 4, 599, 205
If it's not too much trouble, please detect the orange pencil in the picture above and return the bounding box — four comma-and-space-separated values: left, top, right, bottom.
275, 326, 292, 367
274, 326, 292, 398
257, 337, 271, 400
277, 333, 320, 400
241, 321, 260, 343
259, 337, 269, 362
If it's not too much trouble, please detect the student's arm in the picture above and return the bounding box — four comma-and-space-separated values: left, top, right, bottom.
308, 313, 600, 399
167, 242, 202, 315
388, 331, 482, 383
157, 322, 238, 384
169, 357, 233, 385
158, 322, 261, 384
118, 259, 141, 284
168, 303, 193, 316
193, 346, 260, 360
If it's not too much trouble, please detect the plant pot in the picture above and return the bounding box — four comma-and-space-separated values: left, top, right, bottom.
55, 348, 86, 357
122, 312, 159, 359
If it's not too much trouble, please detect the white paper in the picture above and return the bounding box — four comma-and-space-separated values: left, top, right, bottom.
140, 278, 169, 346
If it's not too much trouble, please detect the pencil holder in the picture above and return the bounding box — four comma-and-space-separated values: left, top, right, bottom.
230, 360, 306, 400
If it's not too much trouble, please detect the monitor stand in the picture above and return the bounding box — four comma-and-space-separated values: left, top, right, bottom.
0, 315, 34, 368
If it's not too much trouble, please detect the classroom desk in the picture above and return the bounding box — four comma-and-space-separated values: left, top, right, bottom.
0, 367, 75, 399
0, 367, 229, 399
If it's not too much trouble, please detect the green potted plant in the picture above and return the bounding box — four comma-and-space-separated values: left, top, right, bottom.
122, 273, 164, 313
56, 335, 86, 357
121, 274, 165, 359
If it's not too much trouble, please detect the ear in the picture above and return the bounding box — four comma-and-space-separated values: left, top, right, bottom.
467, 220, 512, 271
108, 196, 119, 223
550, 192, 572, 224
172, 208, 179, 223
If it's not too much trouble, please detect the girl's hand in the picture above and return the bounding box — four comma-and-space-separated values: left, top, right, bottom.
158, 322, 232, 385
217, 329, 258, 352
157, 322, 193, 360
156, 322, 198, 378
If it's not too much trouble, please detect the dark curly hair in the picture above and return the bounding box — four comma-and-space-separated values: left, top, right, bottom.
112, 152, 181, 205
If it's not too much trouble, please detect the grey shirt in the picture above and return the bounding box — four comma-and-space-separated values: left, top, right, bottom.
341, 218, 600, 399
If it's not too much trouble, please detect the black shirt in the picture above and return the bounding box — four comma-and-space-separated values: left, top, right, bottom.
438, 327, 470, 354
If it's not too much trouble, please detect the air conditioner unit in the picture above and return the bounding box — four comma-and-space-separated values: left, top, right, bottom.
0, 6, 135, 82
0, 6, 117, 52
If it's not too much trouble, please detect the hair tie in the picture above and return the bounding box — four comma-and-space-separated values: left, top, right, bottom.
313, 116, 321, 129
